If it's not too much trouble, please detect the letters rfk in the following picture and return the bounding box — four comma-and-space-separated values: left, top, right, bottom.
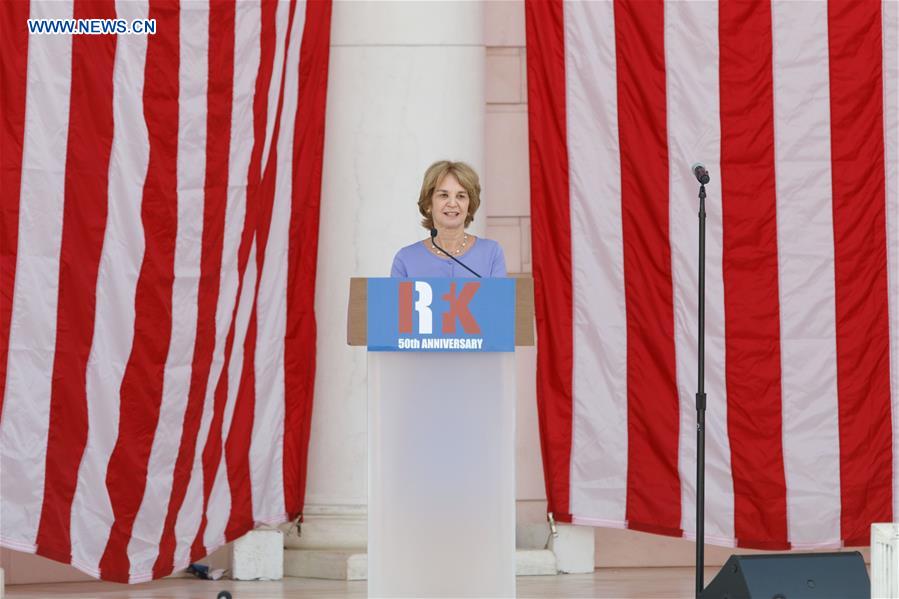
398, 281, 481, 335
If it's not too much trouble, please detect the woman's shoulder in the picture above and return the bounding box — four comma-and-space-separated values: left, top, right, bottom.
473, 237, 502, 254
394, 239, 427, 258
471, 237, 507, 277
391, 240, 429, 277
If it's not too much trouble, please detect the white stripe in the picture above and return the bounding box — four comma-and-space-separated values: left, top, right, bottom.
260, 0, 290, 168
250, 0, 307, 523
771, 0, 842, 548
173, 0, 259, 564
883, 0, 899, 523
0, 0, 73, 552
172, 461, 203, 570
67, 0, 150, 576
203, 460, 232, 552
205, 237, 259, 550
564, 0, 628, 524
126, 1, 209, 582
664, 0, 735, 545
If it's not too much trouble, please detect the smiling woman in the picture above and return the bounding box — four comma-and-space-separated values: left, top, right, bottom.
390, 160, 507, 278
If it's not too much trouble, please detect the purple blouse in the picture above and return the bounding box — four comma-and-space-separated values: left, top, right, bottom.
390, 237, 507, 278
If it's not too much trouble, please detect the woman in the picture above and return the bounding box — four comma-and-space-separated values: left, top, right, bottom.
391, 160, 507, 278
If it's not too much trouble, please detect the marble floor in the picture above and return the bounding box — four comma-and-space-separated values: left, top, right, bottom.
4, 567, 721, 598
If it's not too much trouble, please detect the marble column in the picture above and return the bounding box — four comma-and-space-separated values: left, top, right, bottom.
298, 1, 485, 546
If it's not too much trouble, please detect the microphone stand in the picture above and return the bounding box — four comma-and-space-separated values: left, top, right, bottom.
695, 181, 707, 599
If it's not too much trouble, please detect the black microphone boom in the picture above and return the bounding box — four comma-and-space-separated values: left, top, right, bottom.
430, 228, 481, 278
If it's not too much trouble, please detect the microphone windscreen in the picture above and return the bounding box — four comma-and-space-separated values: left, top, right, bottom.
691, 162, 710, 184
430, 228, 438, 238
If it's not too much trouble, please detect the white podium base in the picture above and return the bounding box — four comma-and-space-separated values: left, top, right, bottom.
368, 352, 516, 598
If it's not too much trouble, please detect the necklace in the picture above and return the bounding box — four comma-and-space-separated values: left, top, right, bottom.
432, 233, 468, 256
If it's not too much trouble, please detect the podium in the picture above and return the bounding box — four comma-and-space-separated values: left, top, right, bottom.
348, 277, 534, 598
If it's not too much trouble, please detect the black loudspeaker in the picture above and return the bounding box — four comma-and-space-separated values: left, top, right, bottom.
700, 552, 870, 599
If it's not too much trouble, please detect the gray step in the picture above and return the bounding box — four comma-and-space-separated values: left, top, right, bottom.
284, 548, 558, 581
284, 549, 367, 581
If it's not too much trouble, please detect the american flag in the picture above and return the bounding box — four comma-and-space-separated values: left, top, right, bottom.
0, 0, 330, 583
526, 0, 898, 550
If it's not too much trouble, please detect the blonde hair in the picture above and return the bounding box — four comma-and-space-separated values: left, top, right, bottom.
417, 160, 481, 230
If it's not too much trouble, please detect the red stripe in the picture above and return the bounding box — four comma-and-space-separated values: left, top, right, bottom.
524, 0, 573, 522
828, 0, 892, 546
0, 0, 29, 421
190, 0, 277, 560
613, 0, 681, 536
152, 0, 235, 579
33, 0, 117, 564
224, 0, 300, 541
398, 282, 413, 333
283, 0, 331, 518
99, 0, 180, 581
719, 0, 789, 550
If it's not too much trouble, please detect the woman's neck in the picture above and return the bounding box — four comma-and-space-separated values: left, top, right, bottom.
436, 227, 465, 244
433, 227, 468, 254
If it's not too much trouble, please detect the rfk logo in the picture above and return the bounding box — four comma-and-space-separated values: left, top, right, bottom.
398, 281, 481, 335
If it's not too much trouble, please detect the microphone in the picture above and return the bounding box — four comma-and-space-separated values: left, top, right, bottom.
691, 162, 710, 185
430, 228, 481, 278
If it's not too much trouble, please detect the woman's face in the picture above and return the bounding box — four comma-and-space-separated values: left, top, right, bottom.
430, 173, 470, 231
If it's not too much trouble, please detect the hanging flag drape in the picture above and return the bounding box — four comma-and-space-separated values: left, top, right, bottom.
0, 0, 331, 583
526, 0, 898, 550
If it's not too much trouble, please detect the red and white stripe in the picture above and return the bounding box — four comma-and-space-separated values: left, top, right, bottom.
0, 0, 331, 583
0, 0, 74, 560
526, 0, 898, 549
70, 0, 149, 576
886, 0, 899, 534
664, 0, 733, 546
126, 0, 208, 581
770, 0, 841, 548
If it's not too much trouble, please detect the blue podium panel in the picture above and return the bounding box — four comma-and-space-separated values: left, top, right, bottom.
366, 278, 515, 352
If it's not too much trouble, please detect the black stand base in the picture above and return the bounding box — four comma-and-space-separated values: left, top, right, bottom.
699, 552, 869, 599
